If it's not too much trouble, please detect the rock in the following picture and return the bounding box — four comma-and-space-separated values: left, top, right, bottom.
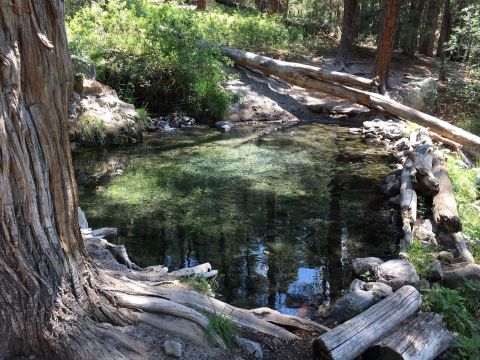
426, 260, 444, 281
214, 121, 234, 132
419, 279, 431, 289
69, 79, 144, 146
352, 257, 384, 277
443, 264, 480, 289
375, 259, 420, 291
389, 194, 401, 206
77, 207, 89, 230
398, 252, 409, 260
321, 280, 392, 326
236, 337, 263, 358
363, 282, 393, 298
391, 77, 438, 114
71, 55, 96, 79
437, 251, 454, 264
163, 340, 182, 358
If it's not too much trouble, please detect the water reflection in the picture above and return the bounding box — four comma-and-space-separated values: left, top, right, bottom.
74, 124, 398, 314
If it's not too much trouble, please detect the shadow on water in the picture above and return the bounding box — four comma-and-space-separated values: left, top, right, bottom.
73, 123, 399, 315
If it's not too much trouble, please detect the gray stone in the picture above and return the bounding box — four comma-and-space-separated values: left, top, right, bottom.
352, 257, 384, 277
214, 121, 234, 132
426, 260, 444, 281
236, 337, 263, 358
71, 55, 97, 79
375, 259, 420, 291
398, 252, 409, 260
419, 279, 431, 289
163, 340, 182, 358
413, 220, 437, 245
349, 279, 366, 292
437, 251, 454, 264
443, 264, 480, 289
363, 282, 393, 298
77, 207, 89, 230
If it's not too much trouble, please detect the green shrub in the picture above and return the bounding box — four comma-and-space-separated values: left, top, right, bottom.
201, 309, 237, 350
72, 115, 107, 146
180, 276, 213, 295
406, 238, 437, 279
445, 155, 480, 261
423, 283, 480, 359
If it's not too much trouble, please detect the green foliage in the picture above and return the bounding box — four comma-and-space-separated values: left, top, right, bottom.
201, 308, 237, 350
136, 107, 150, 127
180, 275, 213, 295
447, 4, 480, 68
406, 238, 436, 279
72, 114, 107, 146
445, 155, 480, 261
423, 283, 480, 359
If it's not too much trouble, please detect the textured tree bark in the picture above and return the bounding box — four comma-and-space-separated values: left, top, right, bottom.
418, 0, 443, 56
335, 0, 358, 69
364, 312, 454, 360
437, 0, 451, 57
372, 0, 401, 93
197, 0, 207, 10
312, 286, 422, 360
401, 0, 426, 56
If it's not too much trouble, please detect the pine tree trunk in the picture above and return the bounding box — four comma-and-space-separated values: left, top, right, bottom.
372, 0, 401, 93
401, 0, 425, 56
335, 0, 358, 69
436, 0, 451, 57
418, 0, 443, 56
197, 0, 207, 10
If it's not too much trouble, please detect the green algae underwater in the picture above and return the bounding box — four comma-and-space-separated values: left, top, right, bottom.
74, 123, 398, 314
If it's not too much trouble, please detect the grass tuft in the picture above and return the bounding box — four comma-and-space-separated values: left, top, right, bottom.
201, 308, 237, 350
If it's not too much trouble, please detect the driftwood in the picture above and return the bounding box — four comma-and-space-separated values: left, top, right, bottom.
169, 263, 214, 277
364, 312, 454, 360
312, 285, 422, 360
92, 227, 118, 238
400, 159, 417, 246
453, 232, 475, 264
432, 151, 462, 233
220, 47, 480, 154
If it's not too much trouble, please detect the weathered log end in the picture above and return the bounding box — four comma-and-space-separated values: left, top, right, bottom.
312, 286, 422, 360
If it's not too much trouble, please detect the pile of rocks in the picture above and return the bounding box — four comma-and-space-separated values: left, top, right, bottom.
147, 112, 196, 133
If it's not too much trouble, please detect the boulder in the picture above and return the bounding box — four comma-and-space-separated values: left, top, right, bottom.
443, 264, 480, 289
363, 282, 394, 298
413, 220, 437, 245
71, 55, 97, 79
426, 260, 444, 281
214, 121, 235, 132
236, 337, 263, 358
163, 340, 182, 358
375, 259, 420, 291
436, 251, 454, 264
352, 257, 384, 277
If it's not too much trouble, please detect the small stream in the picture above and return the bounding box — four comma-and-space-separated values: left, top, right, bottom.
74, 123, 399, 315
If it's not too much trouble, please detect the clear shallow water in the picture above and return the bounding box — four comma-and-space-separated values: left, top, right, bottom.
74, 124, 398, 315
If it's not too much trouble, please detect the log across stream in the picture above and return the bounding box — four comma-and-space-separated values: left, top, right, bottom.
73, 123, 400, 315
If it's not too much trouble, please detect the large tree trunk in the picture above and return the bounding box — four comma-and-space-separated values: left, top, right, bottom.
401, 0, 426, 56
221, 47, 480, 154
418, 0, 443, 56
0, 0, 84, 356
335, 0, 358, 69
197, 0, 207, 10
372, 0, 401, 93
436, 0, 451, 57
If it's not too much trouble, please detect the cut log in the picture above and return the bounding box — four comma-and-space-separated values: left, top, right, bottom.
400, 159, 417, 246
220, 47, 375, 90
364, 312, 454, 360
220, 47, 480, 154
312, 285, 422, 360
169, 263, 213, 277
409, 144, 439, 194
432, 151, 462, 233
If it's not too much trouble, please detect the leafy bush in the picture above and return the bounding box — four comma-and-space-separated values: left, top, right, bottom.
423, 282, 480, 359
66, 1, 311, 122
72, 114, 107, 146
446, 155, 480, 261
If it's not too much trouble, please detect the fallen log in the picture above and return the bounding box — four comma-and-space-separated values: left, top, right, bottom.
453, 232, 475, 264
400, 159, 417, 246
220, 47, 480, 154
409, 144, 439, 194
443, 263, 480, 288
432, 151, 462, 233
312, 285, 422, 360
363, 312, 454, 360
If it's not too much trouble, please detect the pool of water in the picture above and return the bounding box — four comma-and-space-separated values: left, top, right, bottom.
74, 123, 399, 315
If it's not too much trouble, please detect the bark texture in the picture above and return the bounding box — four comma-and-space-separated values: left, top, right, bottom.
335, 0, 358, 68
418, 0, 443, 56
437, 0, 451, 57
0, 0, 82, 356
372, 0, 401, 93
